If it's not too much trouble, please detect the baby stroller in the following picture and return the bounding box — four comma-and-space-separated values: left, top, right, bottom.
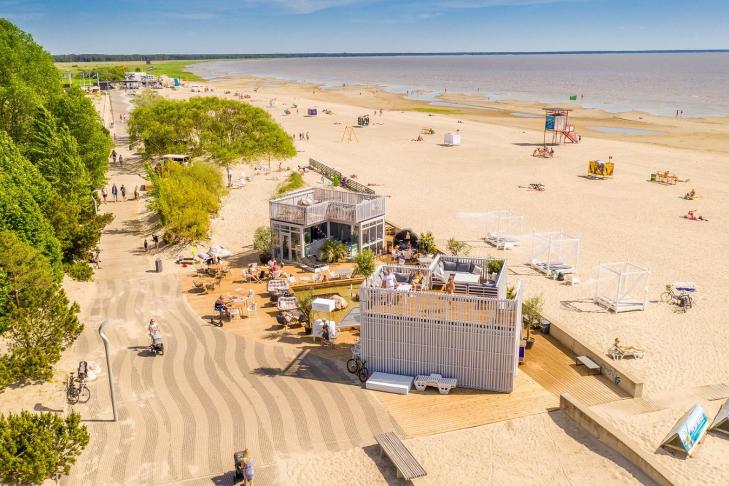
149, 330, 164, 356
234, 449, 254, 484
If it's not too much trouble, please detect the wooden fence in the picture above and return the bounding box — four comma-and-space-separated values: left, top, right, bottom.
309, 158, 375, 194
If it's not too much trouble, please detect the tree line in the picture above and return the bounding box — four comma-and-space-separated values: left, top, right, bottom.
1, 19, 106, 482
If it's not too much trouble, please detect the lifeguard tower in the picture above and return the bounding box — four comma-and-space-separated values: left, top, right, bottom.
543, 107, 579, 145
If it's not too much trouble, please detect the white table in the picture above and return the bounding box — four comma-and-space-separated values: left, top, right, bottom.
396, 284, 413, 292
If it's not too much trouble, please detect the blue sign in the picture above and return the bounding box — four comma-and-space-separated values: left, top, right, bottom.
677, 404, 708, 453
545, 115, 555, 130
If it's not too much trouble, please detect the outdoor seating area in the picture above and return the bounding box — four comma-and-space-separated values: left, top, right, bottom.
593, 262, 651, 313
529, 231, 580, 277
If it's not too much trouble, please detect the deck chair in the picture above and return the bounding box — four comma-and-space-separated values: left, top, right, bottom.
608, 345, 645, 360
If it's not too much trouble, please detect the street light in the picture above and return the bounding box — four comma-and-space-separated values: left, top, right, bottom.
98, 320, 118, 422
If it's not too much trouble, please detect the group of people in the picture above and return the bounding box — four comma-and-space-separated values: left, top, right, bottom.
143, 235, 160, 252
242, 258, 282, 283
111, 149, 124, 166
295, 132, 310, 141
102, 183, 138, 202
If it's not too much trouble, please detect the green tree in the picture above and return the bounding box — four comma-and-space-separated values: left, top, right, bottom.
0, 411, 89, 485
50, 87, 112, 189
0, 231, 83, 387
419, 231, 437, 255
253, 226, 272, 253
319, 240, 348, 263
354, 248, 376, 278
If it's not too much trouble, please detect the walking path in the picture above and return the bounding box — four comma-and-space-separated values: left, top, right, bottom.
62, 89, 396, 485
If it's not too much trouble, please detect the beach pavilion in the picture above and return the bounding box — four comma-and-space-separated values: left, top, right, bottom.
268, 187, 386, 262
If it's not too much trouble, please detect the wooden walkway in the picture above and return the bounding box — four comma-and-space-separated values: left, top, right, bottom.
521, 333, 630, 406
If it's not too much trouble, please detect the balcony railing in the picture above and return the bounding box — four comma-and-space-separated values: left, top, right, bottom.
270, 188, 385, 226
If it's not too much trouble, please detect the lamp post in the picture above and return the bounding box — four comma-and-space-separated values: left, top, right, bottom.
98, 320, 118, 422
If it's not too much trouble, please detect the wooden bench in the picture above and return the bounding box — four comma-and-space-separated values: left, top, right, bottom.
575, 355, 601, 375
375, 432, 427, 480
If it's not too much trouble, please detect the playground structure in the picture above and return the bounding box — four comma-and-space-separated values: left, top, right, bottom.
587, 160, 615, 179
530, 231, 580, 276
543, 107, 579, 145
593, 262, 650, 313
341, 126, 359, 143
485, 210, 524, 250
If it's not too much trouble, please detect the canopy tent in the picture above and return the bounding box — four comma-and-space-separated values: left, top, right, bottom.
530, 231, 579, 276
594, 262, 650, 313
444, 132, 461, 146
660, 404, 709, 457
485, 210, 524, 249
311, 298, 337, 341
710, 399, 729, 436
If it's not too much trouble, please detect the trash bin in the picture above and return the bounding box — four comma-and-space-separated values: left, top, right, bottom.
540, 319, 551, 335
155, 258, 162, 273
650, 173, 656, 182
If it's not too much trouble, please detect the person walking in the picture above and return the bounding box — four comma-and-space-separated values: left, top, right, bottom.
102, 187, 108, 203
144, 239, 149, 252
120, 184, 127, 200
111, 184, 118, 202
111, 149, 117, 163
305, 132, 309, 141
226, 165, 233, 187
152, 234, 160, 249
118, 154, 123, 166
133, 185, 139, 200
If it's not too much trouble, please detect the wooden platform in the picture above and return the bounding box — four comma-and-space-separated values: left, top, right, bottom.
521, 333, 630, 406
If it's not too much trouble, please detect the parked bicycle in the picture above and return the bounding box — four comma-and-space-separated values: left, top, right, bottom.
660, 284, 693, 312
346, 346, 370, 383
66, 361, 91, 404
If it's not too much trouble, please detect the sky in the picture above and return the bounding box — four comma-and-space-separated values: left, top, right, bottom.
2, 0, 729, 54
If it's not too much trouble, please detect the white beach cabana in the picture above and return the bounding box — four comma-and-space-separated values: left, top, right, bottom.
593, 262, 650, 313
530, 231, 579, 275
485, 210, 524, 249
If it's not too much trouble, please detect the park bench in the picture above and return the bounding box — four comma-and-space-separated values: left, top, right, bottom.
575, 355, 601, 375
375, 432, 427, 481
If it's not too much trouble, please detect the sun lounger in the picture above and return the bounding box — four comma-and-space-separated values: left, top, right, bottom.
277, 296, 298, 311
267, 279, 290, 293
608, 345, 645, 360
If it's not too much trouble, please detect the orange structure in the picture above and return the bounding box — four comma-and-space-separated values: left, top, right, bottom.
543, 107, 580, 145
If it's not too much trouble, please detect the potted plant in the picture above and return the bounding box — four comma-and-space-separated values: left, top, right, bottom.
487, 259, 503, 281
296, 292, 314, 333
419, 231, 437, 256
522, 294, 544, 349
446, 237, 471, 256
253, 226, 272, 264
319, 240, 348, 263
354, 248, 376, 278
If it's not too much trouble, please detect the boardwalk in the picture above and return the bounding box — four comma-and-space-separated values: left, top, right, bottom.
62, 90, 396, 485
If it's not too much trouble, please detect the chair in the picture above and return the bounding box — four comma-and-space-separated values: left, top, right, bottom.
192, 279, 207, 294
608, 345, 645, 360
246, 301, 257, 316
229, 307, 241, 320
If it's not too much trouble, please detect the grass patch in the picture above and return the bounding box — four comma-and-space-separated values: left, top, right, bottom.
56, 60, 207, 84
275, 172, 305, 196
409, 107, 459, 114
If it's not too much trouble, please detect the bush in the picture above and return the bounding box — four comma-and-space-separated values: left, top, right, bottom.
253, 226, 272, 253
275, 171, 304, 196
296, 292, 313, 323
354, 248, 376, 278
487, 259, 503, 275
446, 237, 470, 256
522, 294, 544, 341
0, 411, 89, 485
319, 240, 348, 263
419, 231, 437, 255
64, 262, 93, 281
331, 175, 340, 187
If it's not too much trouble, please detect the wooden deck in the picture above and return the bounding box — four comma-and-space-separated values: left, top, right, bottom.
521, 333, 630, 406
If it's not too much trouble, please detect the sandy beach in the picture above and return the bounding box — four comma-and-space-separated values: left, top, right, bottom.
161, 74, 729, 484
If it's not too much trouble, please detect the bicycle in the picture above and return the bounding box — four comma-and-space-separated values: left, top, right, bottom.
66, 372, 90, 404
660, 284, 693, 312
346, 355, 370, 383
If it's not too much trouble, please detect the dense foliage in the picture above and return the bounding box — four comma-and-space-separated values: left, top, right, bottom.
253, 226, 272, 253
0, 411, 89, 485
146, 161, 226, 242
0, 231, 83, 388
275, 171, 305, 195
128, 93, 295, 165
354, 248, 376, 278
319, 240, 349, 263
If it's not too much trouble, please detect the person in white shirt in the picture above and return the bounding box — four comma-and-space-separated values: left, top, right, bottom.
385, 269, 398, 290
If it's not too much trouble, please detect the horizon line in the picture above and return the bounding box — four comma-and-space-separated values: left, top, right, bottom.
53, 48, 729, 60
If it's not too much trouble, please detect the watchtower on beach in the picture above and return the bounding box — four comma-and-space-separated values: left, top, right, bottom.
543, 107, 579, 145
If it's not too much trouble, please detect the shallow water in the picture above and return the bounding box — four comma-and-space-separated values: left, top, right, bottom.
190, 52, 729, 117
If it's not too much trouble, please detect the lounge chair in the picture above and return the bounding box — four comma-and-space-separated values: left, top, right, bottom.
608, 344, 645, 360
192, 279, 207, 294
277, 296, 298, 311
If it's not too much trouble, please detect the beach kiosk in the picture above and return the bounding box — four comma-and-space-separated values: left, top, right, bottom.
660, 403, 709, 457
543, 107, 579, 145
444, 132, 461, 146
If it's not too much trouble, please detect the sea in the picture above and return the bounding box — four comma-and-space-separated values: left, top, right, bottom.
188, 52, 729, 118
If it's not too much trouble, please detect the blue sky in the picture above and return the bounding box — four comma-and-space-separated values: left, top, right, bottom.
2, 0, 728, 54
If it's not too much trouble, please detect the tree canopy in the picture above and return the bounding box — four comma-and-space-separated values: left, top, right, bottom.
129, 94, 295, 164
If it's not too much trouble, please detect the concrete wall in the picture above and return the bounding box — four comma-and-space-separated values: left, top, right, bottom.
546, 315, 644, 398
560, 393, 674, 486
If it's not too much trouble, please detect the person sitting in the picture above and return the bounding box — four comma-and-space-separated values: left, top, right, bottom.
684, 188, 696, 200
444, 275, 456, 294
412, 271, 424, 291
246, 265, 262, 283
686, 210, 708, 221
267, 257, 277, 268
214, 295, 229, 317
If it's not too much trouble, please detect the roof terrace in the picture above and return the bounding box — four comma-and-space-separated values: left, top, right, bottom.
269, 187, 386, 227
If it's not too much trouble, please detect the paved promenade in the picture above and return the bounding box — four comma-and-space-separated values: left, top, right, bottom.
62, 90, 396, 485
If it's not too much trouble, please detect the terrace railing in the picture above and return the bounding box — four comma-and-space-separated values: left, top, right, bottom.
270, 187, 385, 226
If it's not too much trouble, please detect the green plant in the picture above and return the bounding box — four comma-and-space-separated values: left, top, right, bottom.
0, 410, 89, 484
446, 237, 470, 256
296, 291, 314, 323
419, 231, 437, 255
275, 171, 304, 195
319, 239, 348, 263
506, 285, 516, 299
487, 259, 503, 275
522, 294, 544, 341
64, 262, 93, 281
253, 226, 272, 254
354, 248, 376, 278
331, 175, 340, 187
